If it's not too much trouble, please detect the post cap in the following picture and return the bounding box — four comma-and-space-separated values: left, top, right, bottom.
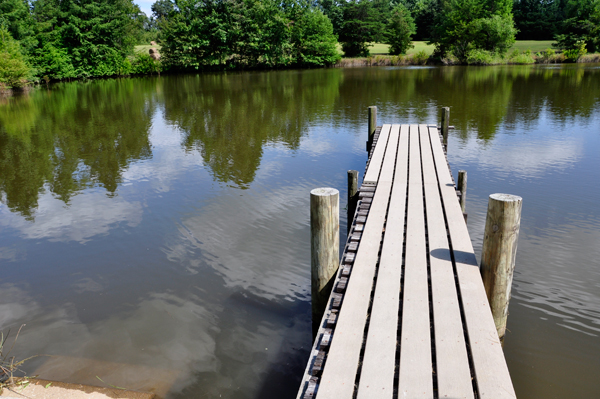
311, 188, 339, 197
489, 193, 522, 202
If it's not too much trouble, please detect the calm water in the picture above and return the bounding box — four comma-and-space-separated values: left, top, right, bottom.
1, 65, 599, 398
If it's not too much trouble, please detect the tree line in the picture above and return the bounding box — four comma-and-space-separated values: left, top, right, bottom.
1, 0, 599, 88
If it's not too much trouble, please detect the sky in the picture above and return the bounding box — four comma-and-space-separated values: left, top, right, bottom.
136, 0, 153, 17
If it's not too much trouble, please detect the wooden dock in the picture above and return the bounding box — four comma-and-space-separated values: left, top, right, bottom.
298, 124, 516, 399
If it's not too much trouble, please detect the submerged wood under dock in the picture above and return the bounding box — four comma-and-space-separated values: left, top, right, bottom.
298, 124, 516, 399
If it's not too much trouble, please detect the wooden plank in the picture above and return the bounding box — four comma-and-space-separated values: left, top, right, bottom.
356, 124, 405, 399
363, 124, 392, 185
317, 124, 399, 399
428, 126, 516, 398
398, 124, 433, 397
419, 124, 474, 398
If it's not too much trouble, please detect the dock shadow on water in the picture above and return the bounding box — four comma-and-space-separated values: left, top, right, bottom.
1, 64, 600, 398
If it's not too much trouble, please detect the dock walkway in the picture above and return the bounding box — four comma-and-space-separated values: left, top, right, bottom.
298, 124, 516, 399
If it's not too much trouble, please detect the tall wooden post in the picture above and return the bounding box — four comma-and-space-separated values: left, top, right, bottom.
480, 193, 522, 341
441, 107, 450, 151
311, 188, 340, 332
457, 170, 467, 218
347, 170, 358, 234
368, 106, 377, 152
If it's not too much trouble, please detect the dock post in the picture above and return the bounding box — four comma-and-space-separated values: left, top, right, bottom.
347, 171, 358, 234
457, 170, 467, 221
480, 193, 522, 341
367, 106, 377, 152
311, 188, 340, 334
441, 107, 450, 151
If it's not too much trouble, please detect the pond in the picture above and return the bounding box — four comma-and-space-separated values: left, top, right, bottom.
1, 64, 599, 398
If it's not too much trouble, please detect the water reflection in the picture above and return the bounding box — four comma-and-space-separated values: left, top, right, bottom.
0, 79, 156, 219
161, 71, 343, 188
0, 189, 142, 242
0, 284, 216, 397
2, 65, 600, 218
163, 183, 311, 299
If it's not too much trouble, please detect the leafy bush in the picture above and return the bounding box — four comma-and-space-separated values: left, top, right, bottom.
0, 26, 32, 88
131, 53, 161, 74
412, 49, 429, 65
510, 53, 536, 64
32, 43, 76, 80
537, 47, 563, 63
466, 49, 496, 65
563, 39, 588, 62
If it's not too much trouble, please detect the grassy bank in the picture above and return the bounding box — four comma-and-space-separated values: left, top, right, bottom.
334, 40, 599, 67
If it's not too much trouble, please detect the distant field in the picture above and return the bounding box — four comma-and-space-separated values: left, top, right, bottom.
135, 44, 161, 54
352, 40, 556, 56
510, 40, 554, 53
370, 42, 434, 55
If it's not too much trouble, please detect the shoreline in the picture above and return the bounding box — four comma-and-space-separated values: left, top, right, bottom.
334, 53, 600, 67
2, 54, 599, 95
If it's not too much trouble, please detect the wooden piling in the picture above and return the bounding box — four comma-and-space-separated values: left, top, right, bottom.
458, 170, 467, 218
441, 107, 450, 150
347, 170, 358, 234
480, 193, 522, 341
311, 188, 340, 332
368, 106, 377, 151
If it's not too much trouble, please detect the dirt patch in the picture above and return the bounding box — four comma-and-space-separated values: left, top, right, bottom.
1, 378, 155, 399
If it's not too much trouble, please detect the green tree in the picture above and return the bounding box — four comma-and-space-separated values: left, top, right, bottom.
339, 0, 386, 57
152, 0, 174, 21
159, 0, 235, 69
431, 0, 517, 63
0, 0, 36, 51
402, 0, 439, 41
553, 0, 600, 54
30, 0, 141, 78
386, 3, 416, 55
233, 0, 292, 67
319, 0, 344, 34
513, 0, 564, 40
290, 8, 340, 66
161, 0, 338, 69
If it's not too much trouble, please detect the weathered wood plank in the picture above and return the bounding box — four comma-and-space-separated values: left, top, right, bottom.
420, 124, 474, 398
363, 124, 391, 185
356, 124, 405, 399
398, 124, 433, 397
317, 124, 398, 399
428, 126, 516, 399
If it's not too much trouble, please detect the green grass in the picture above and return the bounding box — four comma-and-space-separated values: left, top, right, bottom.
371, 42, 436, 55
345, 40, 555, 56
336, 41, 435, 56
510, 40, 554, 53
134, 44, 161, 55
